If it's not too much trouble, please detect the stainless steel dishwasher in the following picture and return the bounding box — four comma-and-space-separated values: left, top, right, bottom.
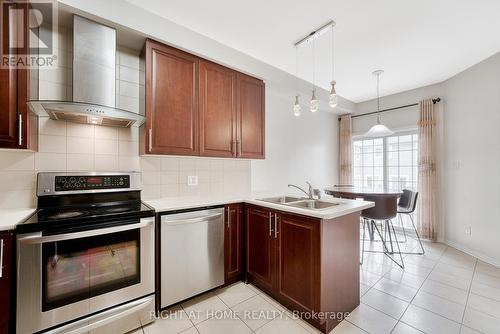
160, 207, 225, 308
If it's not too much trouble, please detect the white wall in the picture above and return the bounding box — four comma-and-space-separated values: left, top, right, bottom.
353, 53, 500, 265
442, 53, 500, 266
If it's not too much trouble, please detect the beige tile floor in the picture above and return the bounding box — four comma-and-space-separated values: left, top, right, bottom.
131, 233, 500, 334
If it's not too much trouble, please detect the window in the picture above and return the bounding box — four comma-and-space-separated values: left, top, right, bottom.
353, 132, 418, 192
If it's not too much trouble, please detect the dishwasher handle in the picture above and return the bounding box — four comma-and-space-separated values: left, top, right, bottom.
163, 213, 223, 226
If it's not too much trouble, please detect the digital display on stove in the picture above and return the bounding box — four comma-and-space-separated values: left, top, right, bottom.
87, 177, 103, 184
54, 175, 130, 191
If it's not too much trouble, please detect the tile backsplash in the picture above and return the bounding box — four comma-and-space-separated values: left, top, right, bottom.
0, 120, 251, 208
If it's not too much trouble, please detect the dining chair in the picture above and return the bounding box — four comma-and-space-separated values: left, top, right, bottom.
360, 194, 404, 269
397, 189, 425, 255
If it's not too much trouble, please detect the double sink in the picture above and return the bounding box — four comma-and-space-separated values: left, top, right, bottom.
257, 196, 340, 211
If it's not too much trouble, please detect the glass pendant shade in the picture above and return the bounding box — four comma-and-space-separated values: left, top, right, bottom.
310, 89, 319, 112
293, 95, 301, 116
329, 81, 338, 108
365, 116, 394, 137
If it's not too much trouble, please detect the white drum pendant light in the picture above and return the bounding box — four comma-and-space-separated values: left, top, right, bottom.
365, 70, 394, 137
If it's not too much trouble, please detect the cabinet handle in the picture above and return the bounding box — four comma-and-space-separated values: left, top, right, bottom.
268, 212, 272, 237
226, 207, 230, 228
274, 213, 278, 239
148, 129, 152, 153
0, 239, 4, 278
231, 140, 236, 157
18, 114, 22, 146
237, 140, 241, 157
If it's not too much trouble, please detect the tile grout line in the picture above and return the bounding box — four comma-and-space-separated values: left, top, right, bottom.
459, 258, 478, 334
388, 244, 447, 333
214, 285, 259, 333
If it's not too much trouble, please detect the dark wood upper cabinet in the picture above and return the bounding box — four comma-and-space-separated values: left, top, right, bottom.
224, 203, 244, 285
0, 1, 36, 150
0, 231, 14, 334
199, 60, 237, 157
143, 39, 264, 159
236, 74, 265, 159
144, 39, 199, 155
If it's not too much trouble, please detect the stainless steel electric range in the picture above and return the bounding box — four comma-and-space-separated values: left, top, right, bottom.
16, 172, 155, 334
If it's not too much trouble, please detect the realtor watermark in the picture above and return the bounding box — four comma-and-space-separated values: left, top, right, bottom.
1, 0, 58, 69
150, 309, 350, 322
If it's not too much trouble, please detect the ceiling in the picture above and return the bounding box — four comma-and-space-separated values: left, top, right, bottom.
125, 0, 500, 103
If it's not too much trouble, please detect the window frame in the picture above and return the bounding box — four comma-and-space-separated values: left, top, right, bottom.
352, 130, 418, 192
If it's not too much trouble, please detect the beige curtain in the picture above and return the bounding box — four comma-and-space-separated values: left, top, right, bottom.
417, 99, 438, 241
339, 115, 353, 185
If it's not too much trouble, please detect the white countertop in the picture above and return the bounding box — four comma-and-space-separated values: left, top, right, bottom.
144, 194, 374, 220
0, 208, 36, 231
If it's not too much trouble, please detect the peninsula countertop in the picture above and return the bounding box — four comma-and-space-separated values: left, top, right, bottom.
143, 193, 374, 220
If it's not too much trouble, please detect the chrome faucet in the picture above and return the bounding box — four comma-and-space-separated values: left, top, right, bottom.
288, 182, 321, 199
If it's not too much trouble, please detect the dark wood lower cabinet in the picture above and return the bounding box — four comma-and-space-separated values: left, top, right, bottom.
245, 206, 275, 292
224, 203, 244, 285
0, 231, 13, 334
245, 205, 361, 333
276, 212, 320, 314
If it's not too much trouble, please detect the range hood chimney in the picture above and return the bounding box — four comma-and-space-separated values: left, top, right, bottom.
28, 15, 145, 128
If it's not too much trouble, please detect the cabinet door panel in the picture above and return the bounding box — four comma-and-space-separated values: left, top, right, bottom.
199, 61, 236, 157
276, 213, 320, 313
0, 231, 13, 333
0, 2, 19, 148
237, 74, 265, 159
145, 40, 199, 155
224, 204, 243, 284
246, 206, 274, 291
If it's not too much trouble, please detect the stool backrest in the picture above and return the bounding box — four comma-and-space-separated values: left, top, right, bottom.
407, 190, 419, 213
361, 194, 398, 220
398, 189, 412, 209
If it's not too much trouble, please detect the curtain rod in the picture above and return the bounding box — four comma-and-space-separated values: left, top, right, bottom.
339, 97, 441, 120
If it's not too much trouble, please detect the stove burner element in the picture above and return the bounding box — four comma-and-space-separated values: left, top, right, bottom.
47, 211, 85, 219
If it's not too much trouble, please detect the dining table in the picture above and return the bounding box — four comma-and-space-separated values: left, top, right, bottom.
324, 186, 403, 241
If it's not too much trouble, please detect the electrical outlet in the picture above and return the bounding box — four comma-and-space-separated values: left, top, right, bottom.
187, 175, 198, 186
453, 160, 461, 170
465, 226, 471, 235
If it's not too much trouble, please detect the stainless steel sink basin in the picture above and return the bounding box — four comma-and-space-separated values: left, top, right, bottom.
287, 200, 340, 210
258, 196, 304, 204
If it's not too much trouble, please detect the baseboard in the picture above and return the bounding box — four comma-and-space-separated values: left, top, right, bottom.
444, 239, 500, 268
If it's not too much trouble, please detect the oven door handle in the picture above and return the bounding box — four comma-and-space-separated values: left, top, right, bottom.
18, 218, 154, 244
44, 295, 154, 334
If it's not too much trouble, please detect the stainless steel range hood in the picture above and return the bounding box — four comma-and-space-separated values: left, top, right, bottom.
28, 15, 145, 128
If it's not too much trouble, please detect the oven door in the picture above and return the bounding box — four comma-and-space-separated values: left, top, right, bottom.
16, 217, 155, 334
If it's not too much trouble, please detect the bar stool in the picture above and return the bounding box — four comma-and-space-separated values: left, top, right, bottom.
397, 189, 425, 255
360, 194, 404, 269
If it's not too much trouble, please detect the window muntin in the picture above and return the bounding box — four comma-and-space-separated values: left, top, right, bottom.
352, 132, 418, 192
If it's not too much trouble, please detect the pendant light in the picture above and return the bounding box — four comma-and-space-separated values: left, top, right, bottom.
329, 25, 338, 108
364, 70, 394, 137
310, 37, 319, 112
293, 46, 301, 116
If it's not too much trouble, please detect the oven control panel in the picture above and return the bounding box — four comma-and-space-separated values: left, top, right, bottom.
55, 175, 130, 191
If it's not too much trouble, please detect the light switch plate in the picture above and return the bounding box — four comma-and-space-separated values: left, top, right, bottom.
187, 175, 198, 186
